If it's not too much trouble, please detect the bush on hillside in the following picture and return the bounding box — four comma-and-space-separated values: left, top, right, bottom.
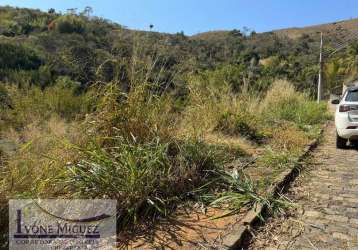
60, 44, 97, 84
54, 15, 86, 34
0, 43, 42, 70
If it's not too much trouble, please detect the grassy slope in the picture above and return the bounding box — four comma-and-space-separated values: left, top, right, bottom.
273, 18, 358, 39
192, 18, 358, 43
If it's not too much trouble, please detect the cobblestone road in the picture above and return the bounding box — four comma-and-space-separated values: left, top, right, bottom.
250, 121, 358, 250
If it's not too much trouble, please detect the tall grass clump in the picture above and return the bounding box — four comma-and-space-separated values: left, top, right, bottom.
209, 170, 264, 213
0, 50, 247, 232
90, 82, 175, 143
0, 117, 84, 198
179, 74, 266, 143
261, 80, 330, 129
201, 169, 291, 219
56, 138, 238, 226
178, 75, 235, 139
256, 80, 329, 171
269, 123, 310, 153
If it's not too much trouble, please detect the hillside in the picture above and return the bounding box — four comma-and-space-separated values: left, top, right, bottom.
193, 18, 358, 41
0, 7, 308, 93
273, 18, 358, 39
0, 6, 357, 95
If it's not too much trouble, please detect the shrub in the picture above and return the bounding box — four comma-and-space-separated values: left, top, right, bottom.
54, 15, 86, 34
59, 44, 97, 84
0, 42, 42, 70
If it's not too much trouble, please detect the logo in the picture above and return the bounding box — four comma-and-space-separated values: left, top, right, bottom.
9, 199, 117, 249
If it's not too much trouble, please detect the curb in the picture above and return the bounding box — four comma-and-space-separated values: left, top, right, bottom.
220, 124, 327, 250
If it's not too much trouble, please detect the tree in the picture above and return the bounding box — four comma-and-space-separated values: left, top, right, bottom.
82, 6, 93, 18
242, 26, 250, 36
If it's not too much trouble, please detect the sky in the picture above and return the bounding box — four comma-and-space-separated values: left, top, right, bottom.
1, 0, 357, 35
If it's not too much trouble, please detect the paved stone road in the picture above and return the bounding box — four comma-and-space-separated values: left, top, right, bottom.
250, 121, 358, 250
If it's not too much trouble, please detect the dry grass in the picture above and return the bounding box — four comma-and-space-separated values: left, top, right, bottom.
261, 80, 297, 106
273, 18, 358, 39
203, 133, 258, 155
0, 71, 330, 240
269, 124, 310, 153
260, 80, 330, 128
0, 79, 327, 193
178, 75, 264, 148
178, 79, 235, 139
0, 116, 83, 198
91, 83, 176, 143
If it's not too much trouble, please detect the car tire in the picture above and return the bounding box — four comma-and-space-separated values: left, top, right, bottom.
350, 140, 358, 147
336, 133, 348, 149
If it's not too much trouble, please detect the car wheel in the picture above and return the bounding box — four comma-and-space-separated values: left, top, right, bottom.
336, 132, 348, 149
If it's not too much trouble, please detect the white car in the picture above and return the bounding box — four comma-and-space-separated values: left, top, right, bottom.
332, 86, 358, 148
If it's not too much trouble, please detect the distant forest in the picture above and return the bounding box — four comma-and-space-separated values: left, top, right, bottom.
0, 6, 357, 97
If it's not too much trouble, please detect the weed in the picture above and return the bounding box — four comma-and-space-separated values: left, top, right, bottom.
257, 147, 297, 170
216, 111, 266, 143
206, 170, 292, 218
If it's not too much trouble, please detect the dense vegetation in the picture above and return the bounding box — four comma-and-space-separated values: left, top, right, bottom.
0, 7, 326, 92
1, 5, 356, 247
0, 6, 356, 95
